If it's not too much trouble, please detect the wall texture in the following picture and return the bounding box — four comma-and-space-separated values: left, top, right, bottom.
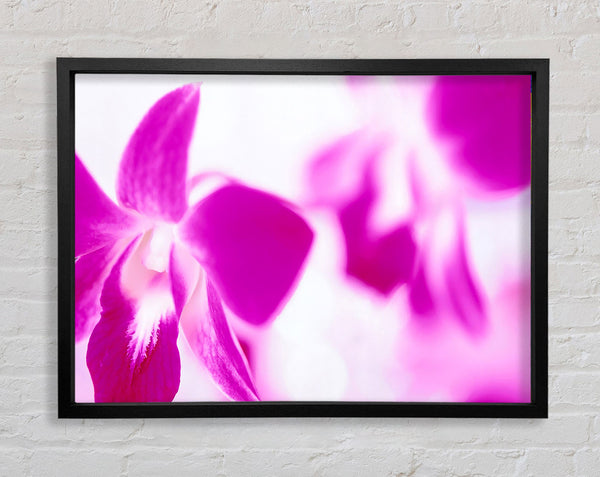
1, 0, 599, 475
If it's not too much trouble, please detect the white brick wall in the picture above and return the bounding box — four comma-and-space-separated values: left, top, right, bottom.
1, 0, 598, 475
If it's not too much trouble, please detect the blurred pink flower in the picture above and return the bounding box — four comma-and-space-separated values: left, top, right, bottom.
407, 201, 485, 334
307, 131, 416, 295
306, 75, 531, 332
304, 75, 531, 401
408, 74, 531, 330
76, 84, 313, 402
427, 75, 531, 193
306, 128, 484, 333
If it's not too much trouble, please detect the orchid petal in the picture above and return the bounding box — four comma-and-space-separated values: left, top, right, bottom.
178, 184, 314, 325
307, 131, 387, 208
75, 155, 143, 257
117, 84, 200, 223
428, 75, 531, 192
338, 172, 416, 295
180, 273, 259, 401
87, 239, 181, 402
169, 242, 201, 317
410, 208, 486, 332
348, 225, 416, 295
443, 223, 486, 331
75, 239, 129, 342
408, 262, 436, 316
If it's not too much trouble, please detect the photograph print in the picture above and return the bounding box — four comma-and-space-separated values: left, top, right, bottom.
73, 71, 533, 406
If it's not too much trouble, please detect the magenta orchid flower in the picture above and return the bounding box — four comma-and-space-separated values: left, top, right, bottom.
76, 84, 313, 402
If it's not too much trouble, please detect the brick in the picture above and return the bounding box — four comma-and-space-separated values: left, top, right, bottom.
308, 2, 357, 33
587, 113, 600, 144
162, 2, 219, 32
318, 448, 414, 476
177, 30, 319, 58
495, 2, 549, 35
493, 416, 589, 445
223, 447, 414, 476
0, 267, 56, 300
544, 1, 600, 34
63, 419, 145, 445
551, 373, 600, 408
1, 188, 57, 228
0, 335, 57, 375
0, 376, 48, 414
573, 34, 600, 66
394, 38, 481, 57
0, 228, 56, 267
480, 37, 575, 71
217, 1, 294, 34
551, 113, 587, 143
0, 37, 69, 66
0, 299, 56, 336
549, 189, 599, 220
63, 1, 113, 30
550, 333, 600, 369
520, 449, 576, 476
593, 416, 600, 445
127, 449, 223, 477
409, 3, 453, 31
581, 226, 600, 256
415, 449, 523, 477
12, 68, 55, 105
0, 1, 13, 27
0, 108, 50, 148
105, 1, 165, 33
12, 0, 65, 31
357, 4, 402, 33
548, 261, 600, 298
0, 149, 55, 189
552, 71, 600, 107
255, 2, 296, 33
497, 1, 599, 36
549, 226, 581, 258
0, 449, 32, 477
453, 2, 500, 33
550, 144, 600, 181
65, 37, 179, 58
575, 448, 600, 475
30, 450, 122, 477
549, 298, 600, 328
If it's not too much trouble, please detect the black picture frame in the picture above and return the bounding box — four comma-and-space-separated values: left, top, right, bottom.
57, 58, 549, 419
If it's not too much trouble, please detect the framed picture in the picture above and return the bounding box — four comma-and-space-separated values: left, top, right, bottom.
57, 58, 548, 418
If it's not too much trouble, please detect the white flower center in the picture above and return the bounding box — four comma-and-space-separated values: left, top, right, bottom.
143, 222, 175, 273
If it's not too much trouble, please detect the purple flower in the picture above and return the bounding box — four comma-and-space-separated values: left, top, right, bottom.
76, 84, 313, 402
